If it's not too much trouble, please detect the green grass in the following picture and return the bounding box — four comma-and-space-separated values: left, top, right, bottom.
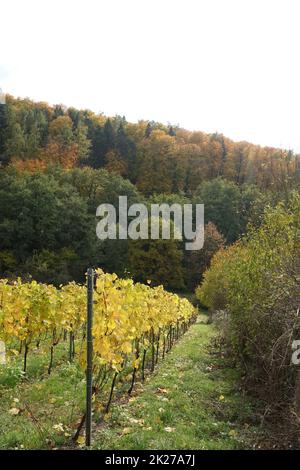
0, 342, 86, 450
91, 321, 259, 450
0, 320, 260, 450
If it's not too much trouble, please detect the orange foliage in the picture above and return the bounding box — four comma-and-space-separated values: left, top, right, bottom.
104, 150, 128, 177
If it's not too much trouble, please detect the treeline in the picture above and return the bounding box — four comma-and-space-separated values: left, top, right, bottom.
1, 95, 300, 194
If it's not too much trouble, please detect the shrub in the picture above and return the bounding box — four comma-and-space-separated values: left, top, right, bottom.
196, 194, 300, 410
195, 243, 242, 310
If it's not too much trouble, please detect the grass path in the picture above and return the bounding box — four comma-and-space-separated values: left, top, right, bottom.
92, 321, 258, 450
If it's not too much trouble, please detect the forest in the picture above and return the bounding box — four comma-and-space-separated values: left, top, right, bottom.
0, 94, 299, 292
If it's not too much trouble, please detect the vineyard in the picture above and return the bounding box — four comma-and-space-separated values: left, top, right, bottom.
2, 0, 300, 455
0, 269, 197, 446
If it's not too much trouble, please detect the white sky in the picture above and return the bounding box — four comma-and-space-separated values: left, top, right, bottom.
1, 0, 300, 151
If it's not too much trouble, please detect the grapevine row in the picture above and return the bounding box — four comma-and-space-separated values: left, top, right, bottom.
0, 270, 196, 389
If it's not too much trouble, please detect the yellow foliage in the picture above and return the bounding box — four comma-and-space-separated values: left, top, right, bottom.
0, 270, 196, 375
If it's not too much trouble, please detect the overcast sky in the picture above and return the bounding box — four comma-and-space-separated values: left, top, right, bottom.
1, 0, 300, 151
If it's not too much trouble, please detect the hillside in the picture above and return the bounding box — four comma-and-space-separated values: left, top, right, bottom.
1, 95, 299, 194
0, 95, 300, 290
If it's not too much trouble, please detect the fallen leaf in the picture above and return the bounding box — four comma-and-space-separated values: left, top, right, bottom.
157, 387, 168, 394
128, 397, 136, 403
129, 417, 144, 425
76, 435, 85, 445
122, 427, 132, 435
53, 423, 64, 433
164, 427, 175, 433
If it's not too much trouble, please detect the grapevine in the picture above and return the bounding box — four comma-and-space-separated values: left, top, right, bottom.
0, 270, 197, 436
